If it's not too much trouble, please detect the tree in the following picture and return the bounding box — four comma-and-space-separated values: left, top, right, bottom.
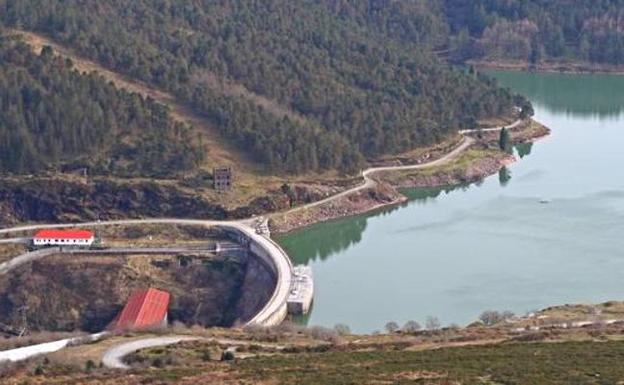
499, 127, 510, 151
479, 310, 515, 326
0, 0, 523, 175
519, 103, 534, 119
402, 320, 421, 333
85, 360, 97, 372
530, 37, 542, 65
221, 350, 235, 361
499, 166, 512, 187
385, 321, 399, 333
425, 316, 441, 331
34, 364, 44, 375
479, 310, 503, 326
334, 323, 351, 336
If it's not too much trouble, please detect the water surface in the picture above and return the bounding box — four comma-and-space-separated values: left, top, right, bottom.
278, 71, 624, 333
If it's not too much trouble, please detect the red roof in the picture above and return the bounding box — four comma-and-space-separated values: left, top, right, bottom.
115, 288, 170, 330
33, 229, 94, 240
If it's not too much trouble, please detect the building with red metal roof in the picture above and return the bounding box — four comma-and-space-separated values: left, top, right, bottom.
114, 288, 170, 331
33, 229, 95, 247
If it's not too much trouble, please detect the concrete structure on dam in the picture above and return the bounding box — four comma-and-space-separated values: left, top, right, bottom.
219, 219, 313, 326
288, 265, 314, 315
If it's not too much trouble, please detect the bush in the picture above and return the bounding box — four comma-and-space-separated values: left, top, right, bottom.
385, 322, 399, 333
305, 326, 341, 343
402, 321, 421, 333
85, 360, 96, 372
152, 357, 163, 368
34, 364, 44, 375
426, 316, 441, 331
221, 350, 235, 361
283, 345, 302, 354
479, 310, 515, 326
334, 324, 351, 336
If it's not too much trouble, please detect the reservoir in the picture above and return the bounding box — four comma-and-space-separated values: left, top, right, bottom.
277, 71, 624, 333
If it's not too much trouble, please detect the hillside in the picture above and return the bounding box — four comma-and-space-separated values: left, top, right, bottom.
0, 38, 204, 177
0, 0, 523, 174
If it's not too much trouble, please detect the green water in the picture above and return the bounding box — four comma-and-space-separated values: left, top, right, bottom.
278, 71, 624, 333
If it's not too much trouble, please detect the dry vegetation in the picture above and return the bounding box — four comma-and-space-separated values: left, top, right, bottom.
0, 244, 25, 264
5, 318, 624, 384
97, 224, 222, 247
0, 251, 248, 333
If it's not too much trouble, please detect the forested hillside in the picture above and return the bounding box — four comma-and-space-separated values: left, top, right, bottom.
0, 38, 204, 176
0, 0, 522, 174
443, 0, 624, 65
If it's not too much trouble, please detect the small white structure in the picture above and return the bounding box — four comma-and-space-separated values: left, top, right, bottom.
287, 265, 314, 315
32, 229, 95, 247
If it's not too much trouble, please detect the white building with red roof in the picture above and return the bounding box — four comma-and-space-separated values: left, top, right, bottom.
32, 229, 95, 247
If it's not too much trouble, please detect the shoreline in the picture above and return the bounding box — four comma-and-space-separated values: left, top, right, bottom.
271, 119, 550, 235
469, 59, 624, 76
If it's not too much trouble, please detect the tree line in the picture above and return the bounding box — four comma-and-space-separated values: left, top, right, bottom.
0, 0, 522, 174
443, 0, 624, 65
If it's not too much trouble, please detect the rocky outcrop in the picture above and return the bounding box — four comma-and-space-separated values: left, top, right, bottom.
0, 179, 224, 225
0, 178, 336, 226
0, 177, 351, 226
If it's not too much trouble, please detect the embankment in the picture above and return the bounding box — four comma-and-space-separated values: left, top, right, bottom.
470, 59, 624, 75
271, 119, 550, 234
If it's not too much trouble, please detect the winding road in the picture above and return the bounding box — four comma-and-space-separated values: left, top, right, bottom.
287, 118, 522, 214
102, 336, 198, 369
0, 118, 522, 365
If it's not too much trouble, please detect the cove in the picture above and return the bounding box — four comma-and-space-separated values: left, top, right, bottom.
277, 71, 624, 333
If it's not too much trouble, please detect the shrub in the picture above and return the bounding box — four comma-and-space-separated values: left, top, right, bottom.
152, 357, 163, 368
221, 350, 235, 361
385, 322, 399, 333
402, 321, 421, 333
85, 360, 96, 372
334, 324, 351, 336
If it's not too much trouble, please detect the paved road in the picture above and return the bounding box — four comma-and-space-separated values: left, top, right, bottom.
102, 336, 198, 369
0, 238, 29, 244
0, 244, 241, 276
0, 332, 107, 363
61, 245, 243, 255
459, 118, 523, 134
0, 247, 59, 275
101, 335, 287, 369
285, 119, 522, 214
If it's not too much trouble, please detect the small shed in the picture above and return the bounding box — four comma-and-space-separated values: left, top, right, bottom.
213, 167, 233, 191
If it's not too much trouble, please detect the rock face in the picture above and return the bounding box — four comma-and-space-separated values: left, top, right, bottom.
0, 179, 225, 224
0, 178, 348, 226
0, 179, 275, 225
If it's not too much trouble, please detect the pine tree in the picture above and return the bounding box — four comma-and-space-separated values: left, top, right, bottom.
499, 127, 510, 151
